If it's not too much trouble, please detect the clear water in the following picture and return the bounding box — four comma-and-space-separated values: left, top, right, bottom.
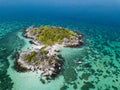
0, 0, 120, 90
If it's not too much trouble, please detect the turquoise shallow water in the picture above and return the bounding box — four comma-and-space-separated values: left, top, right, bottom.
0, 1, 120, 89
0, 18, 120, 90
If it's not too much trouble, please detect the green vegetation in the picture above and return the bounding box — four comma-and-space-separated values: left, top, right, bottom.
30, 26, 78, 45
30, 29, 35, 33
41, 49, 49, 54
24, 48, 49, 63
24, 51, 37, 62
41, 46, 49, 54
24, 26, 80, 64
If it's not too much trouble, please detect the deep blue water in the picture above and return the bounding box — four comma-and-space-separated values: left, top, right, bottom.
0, 0, 120, 90
0, 0, 120, 26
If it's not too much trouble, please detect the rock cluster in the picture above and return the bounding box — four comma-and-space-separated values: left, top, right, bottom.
16, 26, 84, 77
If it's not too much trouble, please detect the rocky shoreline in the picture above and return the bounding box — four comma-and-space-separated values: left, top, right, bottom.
16, 26, 83, 78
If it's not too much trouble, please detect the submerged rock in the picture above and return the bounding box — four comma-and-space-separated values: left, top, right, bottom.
63, 67, 77, 82
73, 83, 77, 89
81, 82, 95, 90
60, 85, 69, 90
81, 73, 90, 80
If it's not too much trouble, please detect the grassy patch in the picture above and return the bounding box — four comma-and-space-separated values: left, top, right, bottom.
30, 26, 78, 45
24, 51, 37, 62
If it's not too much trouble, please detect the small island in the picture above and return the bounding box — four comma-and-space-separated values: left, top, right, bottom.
16, 25, 83, 78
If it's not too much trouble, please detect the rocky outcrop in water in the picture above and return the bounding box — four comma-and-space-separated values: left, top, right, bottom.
16, 26, 84, 77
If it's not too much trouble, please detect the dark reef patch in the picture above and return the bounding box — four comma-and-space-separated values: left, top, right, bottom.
60, 85, 69, 90
112, 86, 118, 90
81, 73, 90, 80
73, 83, 77, 89
63, 67, 77, 82
83, 63, 92, 68
81, 82, 95, 90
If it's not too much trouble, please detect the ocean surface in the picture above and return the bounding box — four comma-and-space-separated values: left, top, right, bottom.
0, 0, 120, 90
